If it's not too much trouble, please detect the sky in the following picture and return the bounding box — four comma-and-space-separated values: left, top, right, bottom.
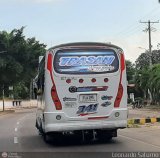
0, 0, 160, 62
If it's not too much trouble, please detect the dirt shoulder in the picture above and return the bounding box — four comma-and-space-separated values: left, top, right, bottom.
128, 105, 160, 119
0, 110, 15, 116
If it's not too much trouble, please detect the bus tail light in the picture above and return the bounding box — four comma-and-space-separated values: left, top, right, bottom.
47, 53, 62, 110
51, 86, 62, 110
114, 83, 123, 108
114, 53, 125, 108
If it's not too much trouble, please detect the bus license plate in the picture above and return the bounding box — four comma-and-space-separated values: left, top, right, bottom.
79, 94, 97, 103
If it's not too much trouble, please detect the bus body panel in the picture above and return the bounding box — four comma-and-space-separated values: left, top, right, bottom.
36, 42, 128, 134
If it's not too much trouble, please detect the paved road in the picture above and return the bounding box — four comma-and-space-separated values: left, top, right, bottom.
0, 108, 160, 157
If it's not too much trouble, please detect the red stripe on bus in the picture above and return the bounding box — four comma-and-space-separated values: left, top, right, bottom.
88, 116, 109, 120
92, 86, 108, 91
79, 112, 96, 116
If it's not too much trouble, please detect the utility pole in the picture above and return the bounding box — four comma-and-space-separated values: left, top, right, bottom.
2, 85, 5, 112
140, 20, 159, 67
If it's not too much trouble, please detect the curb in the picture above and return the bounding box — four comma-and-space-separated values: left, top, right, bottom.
128, 117, 160, 125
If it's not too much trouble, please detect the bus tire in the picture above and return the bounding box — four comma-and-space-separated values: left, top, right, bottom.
35, 120, 38, 129
37, 120, 44, 135
43, 133, 52, 143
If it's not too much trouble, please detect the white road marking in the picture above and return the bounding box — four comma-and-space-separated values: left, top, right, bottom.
14, 137, 18, 144
14, 113, 33, 145
119, 134, 160, 149
17, 113, 31, 125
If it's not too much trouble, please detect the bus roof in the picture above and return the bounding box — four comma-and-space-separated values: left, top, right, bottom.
48, 42, 123, 52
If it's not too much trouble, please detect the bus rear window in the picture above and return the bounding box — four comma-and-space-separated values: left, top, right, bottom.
54, 49, 119, 74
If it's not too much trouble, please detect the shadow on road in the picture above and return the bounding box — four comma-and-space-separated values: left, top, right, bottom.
42, 134, 118, 147
17, 134, 123, 152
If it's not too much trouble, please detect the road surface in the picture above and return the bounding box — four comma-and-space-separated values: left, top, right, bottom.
0, 108, 160, 157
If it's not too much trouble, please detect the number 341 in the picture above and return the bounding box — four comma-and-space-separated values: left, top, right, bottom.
77, 104, 98, 114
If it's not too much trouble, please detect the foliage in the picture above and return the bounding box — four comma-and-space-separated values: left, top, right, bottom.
134, 68, 150, 99
135, 52, 150, 70
126, 60, 135, 83
134, 49, 160, 105
135, 50, 160, 70
0, 27, 46, 99
134, 64, 160, 105
148, 64, 160, 104
13, 82, 29, 99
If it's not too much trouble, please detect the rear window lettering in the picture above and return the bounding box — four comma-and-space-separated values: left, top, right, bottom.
54, 50, 119, 74
59, 56, 115, 66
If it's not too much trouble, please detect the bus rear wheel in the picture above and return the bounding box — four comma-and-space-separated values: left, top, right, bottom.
43, 132, 63, 144
43, 133, 52, 143
97, 129, 116, 141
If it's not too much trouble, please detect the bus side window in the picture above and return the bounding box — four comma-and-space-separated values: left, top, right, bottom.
42, 74, 45, 92
37, 72, 44, 93
37, 56, 45, 95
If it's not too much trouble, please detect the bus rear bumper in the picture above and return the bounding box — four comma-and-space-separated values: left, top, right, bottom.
44, 120, 127, 133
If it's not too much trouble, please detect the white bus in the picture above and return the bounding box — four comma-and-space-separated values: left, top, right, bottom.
35, 42, 128, 142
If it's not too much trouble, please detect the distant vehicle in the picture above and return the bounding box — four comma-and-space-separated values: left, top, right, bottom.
35, 42, 128, 143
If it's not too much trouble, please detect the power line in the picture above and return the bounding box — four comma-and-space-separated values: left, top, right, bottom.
115, 6, 160, 37
119, 25, 141, 37
140, 6, 160, 20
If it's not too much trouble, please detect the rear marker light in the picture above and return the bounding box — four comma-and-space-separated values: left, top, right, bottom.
104, 78, 109, 82
79, 79, 84, 83
91, 78, 96, 83
66, 79, 71, 84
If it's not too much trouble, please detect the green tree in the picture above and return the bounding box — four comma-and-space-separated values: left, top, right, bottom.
135, 50, 160, 105
0, 27, 46, 99
126, 60, 135, 83
134, 68, 150, 100
135, 50, 160, 70
135, 51, 150, 70
148, 64, 160, 104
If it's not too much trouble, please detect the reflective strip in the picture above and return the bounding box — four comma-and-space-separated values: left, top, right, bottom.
88, 116, 109, 120
151, 118, 157, 123
140, 118, 146, 125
